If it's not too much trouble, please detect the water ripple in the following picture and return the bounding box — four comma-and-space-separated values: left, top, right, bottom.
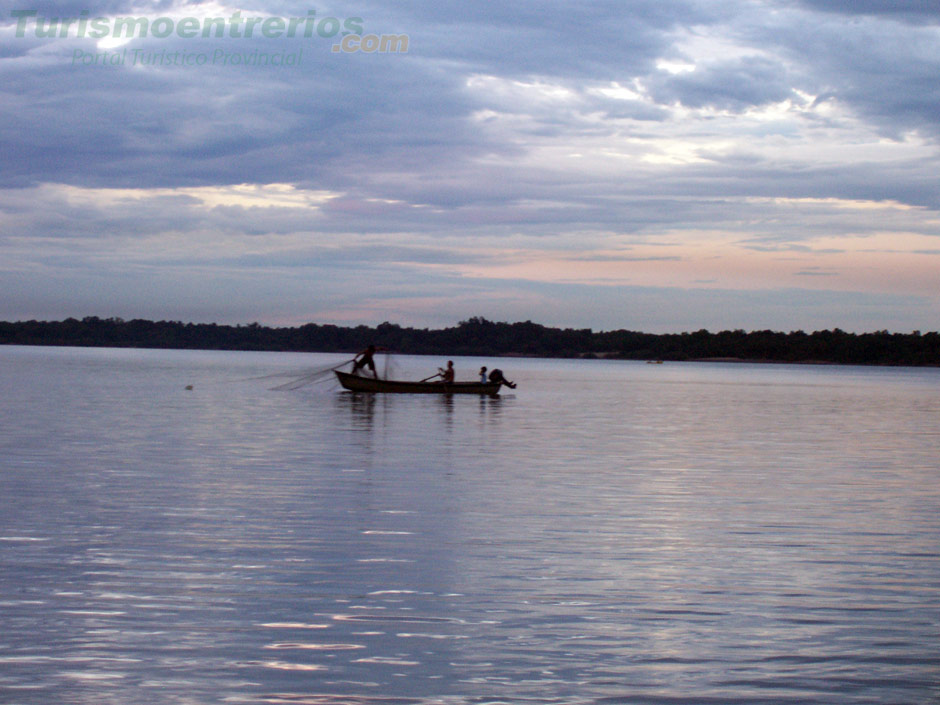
2, 348, 938, 704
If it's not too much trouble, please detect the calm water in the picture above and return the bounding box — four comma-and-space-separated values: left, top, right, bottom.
1, 345, 939, 704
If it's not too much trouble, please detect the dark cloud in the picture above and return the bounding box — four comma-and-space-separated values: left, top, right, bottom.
794, 0, 940, 23
646, 56, 797, 111
747, 10, 940, 140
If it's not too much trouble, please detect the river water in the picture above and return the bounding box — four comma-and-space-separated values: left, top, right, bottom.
1, 345, 938, 704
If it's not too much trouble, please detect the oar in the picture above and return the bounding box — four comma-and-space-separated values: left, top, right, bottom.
419, 373, 442, 382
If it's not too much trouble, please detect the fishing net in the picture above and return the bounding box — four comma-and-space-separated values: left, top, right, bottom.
245, 358, 353, 391
261, 352, 398, 391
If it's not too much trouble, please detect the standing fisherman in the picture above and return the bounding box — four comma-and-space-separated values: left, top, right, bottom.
351, 344, 385, 378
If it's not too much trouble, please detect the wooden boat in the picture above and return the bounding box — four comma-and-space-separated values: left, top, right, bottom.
335, 370, 503, 395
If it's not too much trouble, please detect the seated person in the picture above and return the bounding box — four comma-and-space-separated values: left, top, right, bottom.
439, 360, 455, 383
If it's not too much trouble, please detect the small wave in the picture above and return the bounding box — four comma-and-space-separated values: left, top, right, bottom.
257, 661, 326, 672
352, 656, 420, 666
264, 643, 364, 651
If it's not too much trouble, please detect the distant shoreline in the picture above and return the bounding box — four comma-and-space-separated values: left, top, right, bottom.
1, 316, 938, 367
689, 357, 837, 365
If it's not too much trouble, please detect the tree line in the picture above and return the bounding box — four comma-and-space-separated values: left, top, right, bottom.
1, 316, 938, 366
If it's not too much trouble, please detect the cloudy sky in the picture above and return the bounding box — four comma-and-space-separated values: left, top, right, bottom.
1, 0, 938, 332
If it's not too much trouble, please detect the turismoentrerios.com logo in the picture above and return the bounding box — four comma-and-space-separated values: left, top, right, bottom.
6, 9, 409, 54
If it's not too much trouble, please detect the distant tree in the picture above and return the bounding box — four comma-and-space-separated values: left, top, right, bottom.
0, 317, 937, 366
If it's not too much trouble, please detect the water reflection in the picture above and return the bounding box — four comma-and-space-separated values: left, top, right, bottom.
334, 390, 507, 444
342, 391, 379, 432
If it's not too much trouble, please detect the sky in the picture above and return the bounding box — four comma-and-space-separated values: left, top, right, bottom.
1, 0, 938, 333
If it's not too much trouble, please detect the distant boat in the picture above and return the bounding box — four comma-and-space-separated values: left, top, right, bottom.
335, 370, 504, 395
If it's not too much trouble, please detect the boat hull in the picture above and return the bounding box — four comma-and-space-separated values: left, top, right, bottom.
335, 370, 502, 395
